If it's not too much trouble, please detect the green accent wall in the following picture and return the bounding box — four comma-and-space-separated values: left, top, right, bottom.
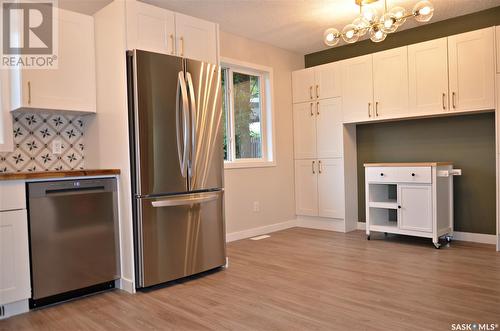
356, 113, 496, 235
305, 6, 500, 67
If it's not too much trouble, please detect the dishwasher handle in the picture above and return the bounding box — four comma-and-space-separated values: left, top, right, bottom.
45, 186, 107, 196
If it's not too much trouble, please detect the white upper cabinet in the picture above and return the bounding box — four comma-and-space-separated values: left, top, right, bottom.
408, 38, 449, 114
317, 158, 345, 219
373, 46, 409, 119
316, 98, 343, 158
126, 1, 176, 55
448, 27, 495, 112
294, 159, 319, 216
292, 63, 341, 104
341, 54, 373, 123
496, 26, 500, 73
292, 69, 315, 103
293, 102, 317, 159
0, 71, 14, 152
175, 13, 218, 64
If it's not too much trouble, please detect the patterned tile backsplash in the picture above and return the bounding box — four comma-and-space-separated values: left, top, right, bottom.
0, 112, 86, 173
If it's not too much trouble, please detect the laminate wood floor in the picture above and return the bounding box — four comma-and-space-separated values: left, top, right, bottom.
1, 228, 499, 331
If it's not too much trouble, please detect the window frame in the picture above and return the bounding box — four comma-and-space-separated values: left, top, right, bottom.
221, 57, 276, 169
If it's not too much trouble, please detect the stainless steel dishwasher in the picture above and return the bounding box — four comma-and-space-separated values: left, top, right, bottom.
27, 178, 120, 308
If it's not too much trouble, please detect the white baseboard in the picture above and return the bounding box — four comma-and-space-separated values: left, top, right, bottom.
118, 277, 135, 294
297, 216, 345, 232
357, 222, 496, 244
226, 219, 297, 242
0, 299, 29, 320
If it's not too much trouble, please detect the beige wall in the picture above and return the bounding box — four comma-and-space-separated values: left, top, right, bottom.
219, 31, 304, 234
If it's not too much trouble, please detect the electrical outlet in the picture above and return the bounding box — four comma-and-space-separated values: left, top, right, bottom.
253, 201, 260, 212
52, 139, 62, 155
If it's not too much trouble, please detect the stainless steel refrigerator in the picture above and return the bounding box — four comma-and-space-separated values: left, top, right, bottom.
127, 50, 226, 288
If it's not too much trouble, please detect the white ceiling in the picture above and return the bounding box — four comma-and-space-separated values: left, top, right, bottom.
58, 0, 500, 55
142, 0, 500, 55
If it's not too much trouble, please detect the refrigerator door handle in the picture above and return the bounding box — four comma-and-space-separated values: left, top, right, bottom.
176, 71, 189, 177
186, 72, 197, 178
151, 192, 219, 208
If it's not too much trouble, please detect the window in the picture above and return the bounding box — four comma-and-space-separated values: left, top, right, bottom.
221, 59, 274, 168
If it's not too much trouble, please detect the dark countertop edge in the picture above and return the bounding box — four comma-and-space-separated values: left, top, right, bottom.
0, 169, 120, 181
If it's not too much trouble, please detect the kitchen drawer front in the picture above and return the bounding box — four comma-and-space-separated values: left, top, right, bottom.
0, 181, 26, 211
366, 167, 432, 183
396, 167, 431, 184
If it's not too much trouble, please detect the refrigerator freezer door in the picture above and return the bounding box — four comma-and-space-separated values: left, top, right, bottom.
133, 50, 188, 196
137, 190, 226, 287
185, 59, 224, 191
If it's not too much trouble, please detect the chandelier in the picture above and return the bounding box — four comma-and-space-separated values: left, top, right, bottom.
323, 0, 434, 46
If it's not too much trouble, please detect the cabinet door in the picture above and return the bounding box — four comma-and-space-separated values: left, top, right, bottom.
126, 1, 176, 55
448, 27, 495, 112
292, 68, 315, 103
318, 158, 344, 219
373, 47, 409, 119
293, 102, 317, 159
496, 26, 500, 74
295, 160, 318, 216
408, 38, 449, 114
316, 98, 343, 158
175, 13, 218, 64
398, 185, 432, 232
341, 55, 374, 123
0, 70, 13, 152
315, 63, 341, 100
0, 210, 30, 305
20, 9, 96, 113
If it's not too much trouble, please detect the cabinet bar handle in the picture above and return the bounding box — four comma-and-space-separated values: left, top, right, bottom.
316, 85, 319, 98
310, 103, 314, 116
318, 160, 322, 174
316, 101, 320, 115
368, 102, 371, 117
309, 86, 313, 99
180, 36, 184, 56
312, 160, 315, 174
452, 92, 456, 109
442, 93, 446, 110
169, 34, 174, 54
375, 101, 379, 117
28, 81, 31, 105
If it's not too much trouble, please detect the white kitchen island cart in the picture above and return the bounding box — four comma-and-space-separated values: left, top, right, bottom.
364, 162, 461, 249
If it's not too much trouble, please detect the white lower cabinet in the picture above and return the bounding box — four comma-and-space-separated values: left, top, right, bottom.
365, 163, 459, 248
295, 158, 345, 219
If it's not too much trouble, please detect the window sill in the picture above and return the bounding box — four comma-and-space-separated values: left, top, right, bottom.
224, 160, 276, 170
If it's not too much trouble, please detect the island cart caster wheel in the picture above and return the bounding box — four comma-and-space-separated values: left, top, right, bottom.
384, 232, 388, 237
433, 242, 441, 249
445, 236, 452, 243
367, 235, 371, 240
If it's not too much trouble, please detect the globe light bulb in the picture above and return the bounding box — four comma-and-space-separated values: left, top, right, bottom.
380, 13, 397, 33
389, 6, 407, 26
323, 28, 340, 46
413, 0, 434, 22
352, 16, 370, 36
341, 24, 360, 44
361, 7, 378, 24
369, 25, 387, 43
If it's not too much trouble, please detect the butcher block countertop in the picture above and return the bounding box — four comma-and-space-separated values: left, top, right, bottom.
0, 169, 120, 181
364, 162, 453, 167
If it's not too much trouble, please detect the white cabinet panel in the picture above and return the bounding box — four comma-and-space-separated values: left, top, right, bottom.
398, 185, 432, 232
315, 63, 341, 100
496, 26, 500, 73
341, 55, 373, 123
408, 38, 449, 114
295, 160, 318, 216
373, 47, 409, 119
175, 13, 218, 64
292, 69, 315, 103
15, 9, 96, 113
316, 98, 343, 158
0, 70, 14, 152
0, 209, 30, 305
318, 158, 344, 219
448, 27, 495, 112
0, 181, 25, 211
126, 1, 175, 55
293, 102, 317, 159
